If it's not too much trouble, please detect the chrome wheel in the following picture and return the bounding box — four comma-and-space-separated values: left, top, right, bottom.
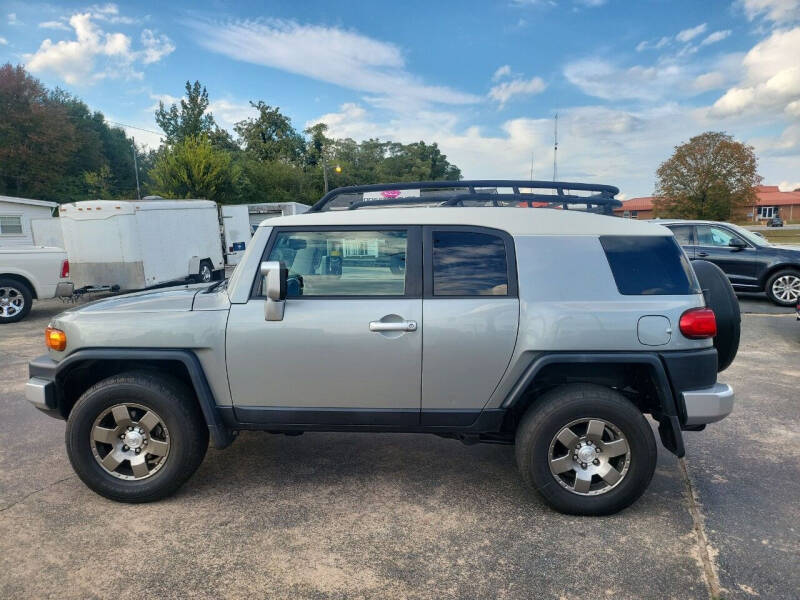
90, 403, 170, 480
548, 417, 630, 496
771, 274, 800, 303
199, 264, 213, 283
0, 285, 25, 319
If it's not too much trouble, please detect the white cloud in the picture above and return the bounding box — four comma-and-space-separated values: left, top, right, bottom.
489, 76, 547, 106
709, 26, 800, 117
186, 18, 480, 105
88, 3, 138, 25
39, 20, 71, 31
693, 71, 726, 91
564, 58, 684, 100
492, 64, 512, 81
739, 0, 800, 23
25, 10, 174, 85
701, 30, 732, 45
8, 13, 18, 25
0, 36, 7, 45
676, 23, 708, 43
778, 180, 800, 191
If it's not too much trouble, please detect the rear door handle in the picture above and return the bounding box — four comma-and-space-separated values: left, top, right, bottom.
697, 252, 708, 257
369, 320, 417, 332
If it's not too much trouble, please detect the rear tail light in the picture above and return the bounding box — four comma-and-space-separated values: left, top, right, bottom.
679, 307, 717, 339
60, 259, 70, 279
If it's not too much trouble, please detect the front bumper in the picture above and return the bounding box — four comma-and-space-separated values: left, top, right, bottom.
682, 383, 734, 426
25, 355, 62, 418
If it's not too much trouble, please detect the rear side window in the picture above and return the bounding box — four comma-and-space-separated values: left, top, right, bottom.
433, 231, 508, 296
667, 225, 695, 245
600, 236, 700, 295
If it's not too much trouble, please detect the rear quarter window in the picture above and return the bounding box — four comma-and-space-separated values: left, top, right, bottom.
600, 235, 700, 295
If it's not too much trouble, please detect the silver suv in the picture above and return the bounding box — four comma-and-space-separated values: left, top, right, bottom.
25, 181, 738, 515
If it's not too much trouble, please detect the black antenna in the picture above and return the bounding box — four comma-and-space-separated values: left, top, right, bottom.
552, 113, 558, 183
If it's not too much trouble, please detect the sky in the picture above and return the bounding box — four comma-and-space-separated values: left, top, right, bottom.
1, 0, 799, 200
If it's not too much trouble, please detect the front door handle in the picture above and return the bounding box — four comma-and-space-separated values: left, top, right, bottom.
369, 320, 417, 332
697, 251, 708, 257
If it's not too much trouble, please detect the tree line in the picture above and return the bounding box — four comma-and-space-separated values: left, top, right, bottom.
0, 65, 461, 205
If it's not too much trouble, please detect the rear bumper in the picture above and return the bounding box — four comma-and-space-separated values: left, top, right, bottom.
55, 282, 74, 297
682, 383, 734, 426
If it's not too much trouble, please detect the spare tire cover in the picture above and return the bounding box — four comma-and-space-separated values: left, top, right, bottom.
691, 260, 740, 372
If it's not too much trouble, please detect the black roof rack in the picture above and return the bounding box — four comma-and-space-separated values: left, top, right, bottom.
309, 180, 622, 215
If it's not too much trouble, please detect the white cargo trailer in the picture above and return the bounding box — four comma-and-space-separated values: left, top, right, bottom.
60, 199, 224, 291
221, 205, 252, 266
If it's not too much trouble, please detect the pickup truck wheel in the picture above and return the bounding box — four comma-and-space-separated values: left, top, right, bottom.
515, 384, 657, 516
765, 269, 800, 307
65, 371, 209, 502
0, 277, 32, 324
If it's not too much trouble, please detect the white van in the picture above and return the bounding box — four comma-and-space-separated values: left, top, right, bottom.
59, 199, 224, 291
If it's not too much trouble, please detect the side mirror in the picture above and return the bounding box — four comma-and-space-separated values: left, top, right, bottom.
260, 261, 287, 321
728, 238, 747, 250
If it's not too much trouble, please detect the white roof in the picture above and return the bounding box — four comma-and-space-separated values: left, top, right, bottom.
0, 195, 58, 208
60, 199, 216, 219
259, 207, 672, 237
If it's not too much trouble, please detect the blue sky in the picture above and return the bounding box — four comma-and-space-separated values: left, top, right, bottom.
1, 0, 799, 198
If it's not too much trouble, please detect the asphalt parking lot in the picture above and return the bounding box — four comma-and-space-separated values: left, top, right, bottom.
1, 295, 798, 599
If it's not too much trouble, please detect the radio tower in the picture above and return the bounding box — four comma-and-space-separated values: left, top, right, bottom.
552, 113, 558, 183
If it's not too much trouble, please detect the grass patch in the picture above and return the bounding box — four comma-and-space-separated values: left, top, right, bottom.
760, 230, 800, 245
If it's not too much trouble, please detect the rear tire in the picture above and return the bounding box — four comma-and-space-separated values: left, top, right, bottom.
765, 268, 800, 307
65, 371, 209, 502
0, 277, 33, 324
515, 384, 657, 516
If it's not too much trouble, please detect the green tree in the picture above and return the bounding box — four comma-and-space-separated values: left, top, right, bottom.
149, 136, 237, 201
234, 101, 305, 163
654, 132, 761, 220
0, 64, 77, 200
155, 81, 217, 144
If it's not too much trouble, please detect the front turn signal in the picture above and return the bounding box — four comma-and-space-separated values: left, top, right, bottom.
45, 327, 67, 351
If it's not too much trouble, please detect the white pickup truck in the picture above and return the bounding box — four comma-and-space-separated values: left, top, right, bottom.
0, 247, 73, 324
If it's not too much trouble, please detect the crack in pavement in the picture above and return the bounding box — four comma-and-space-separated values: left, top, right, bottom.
679, 457, 723, 600
0, 475, 75, 513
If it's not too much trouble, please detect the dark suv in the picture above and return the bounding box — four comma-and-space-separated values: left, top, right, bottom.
657, 220, 800, 306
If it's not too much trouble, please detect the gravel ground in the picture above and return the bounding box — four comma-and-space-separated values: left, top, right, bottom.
0, 294, 797, 599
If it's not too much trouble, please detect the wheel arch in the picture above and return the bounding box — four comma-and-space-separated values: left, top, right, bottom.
34, 349, 233, 449
502, 353, 685, 457
759, 263, 800, 289
0, 272, 38, 299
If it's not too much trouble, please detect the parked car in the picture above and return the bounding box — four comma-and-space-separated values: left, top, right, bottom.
25, 180, 738, 516
767, 215, 784, 227
0, 246, 73, 324
657, 219, 800, 306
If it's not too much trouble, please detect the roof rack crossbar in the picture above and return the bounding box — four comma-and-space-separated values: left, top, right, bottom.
310, 179, 619, 212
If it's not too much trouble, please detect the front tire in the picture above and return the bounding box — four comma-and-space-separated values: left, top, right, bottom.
765, 269, 800, 306
0, 277, 33, 324
515, 384, 657, 516
66, 372, 209, 502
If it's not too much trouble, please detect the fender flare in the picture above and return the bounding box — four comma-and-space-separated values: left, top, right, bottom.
30, 348, 234, 449
502, 352, 685, 457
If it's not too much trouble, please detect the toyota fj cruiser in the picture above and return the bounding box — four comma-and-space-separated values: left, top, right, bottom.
25, 181, 739, 515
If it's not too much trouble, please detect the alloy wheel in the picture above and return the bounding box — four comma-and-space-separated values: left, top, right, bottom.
0, 285, 25, 319
90, 403, 170, 480
772, 275, 800, 303
548, 417, 631, 496
200, 265, 213, 283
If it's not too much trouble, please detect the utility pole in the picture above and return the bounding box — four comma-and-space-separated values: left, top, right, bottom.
552, 113, 558, 183
529, 148, 534, 181
322, 153, 329, 194
132, 138, 141, 200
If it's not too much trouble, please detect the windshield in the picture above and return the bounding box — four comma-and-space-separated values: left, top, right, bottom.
728, 223, 770, 247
